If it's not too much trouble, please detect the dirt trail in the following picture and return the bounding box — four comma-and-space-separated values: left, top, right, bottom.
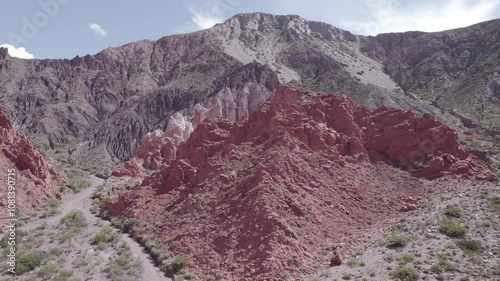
20, 175, 170, 281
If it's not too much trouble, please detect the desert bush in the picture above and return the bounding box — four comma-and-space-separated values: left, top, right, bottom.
399, 253, 416, 265
346, 258, 359, 267
439, 219, 467, 238
438, 252, 450, 260
122, 218, 138, 233
431, 262, 459, 273
456, 239, 482, 254
167, 256, 189, 275
60, 210, 87, 228
16, 251, 43, 274
104, 244, 142, 281
385, 235, 411, 248
488, 196, 500, 213
92, 226, 121, 246
444, 206, 462, 218
391, 267, 419, 281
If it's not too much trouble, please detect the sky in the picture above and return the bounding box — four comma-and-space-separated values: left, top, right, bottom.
1, 0, 499, 59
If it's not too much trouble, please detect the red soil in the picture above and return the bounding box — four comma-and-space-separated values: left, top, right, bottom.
103, 86, 494, 280
0, 107, 65, 220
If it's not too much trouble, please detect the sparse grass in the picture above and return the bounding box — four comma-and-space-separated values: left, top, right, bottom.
60, 210, 87, 228
438, 252, 450, 260
39, 263, 58, 278
391, 267, 419, 281
399, 253, 416, 265
16, 250, 43, 274
346, 258, 359, 267
491, 263, 500, 276
174, 271, 196, 281
431, 262, 459, 273
64, 169, 91, 193
143, 236, 170, 263
92, 226, 121, 247
488, 196, 500, 213
166, 256, 189, 275
444, 206, 462, 218
58, 210, 86, 242
341, 273, 352, 280
456, 239, 482, 255
104, 242, 143, 281
439, 219, 467, 238
384, 235, 411, 248
41, 198, 62, 218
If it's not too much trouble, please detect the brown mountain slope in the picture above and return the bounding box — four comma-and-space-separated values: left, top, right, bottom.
360, 19, 500, 132
4, 13, 489, 170
102, 86, 494, 281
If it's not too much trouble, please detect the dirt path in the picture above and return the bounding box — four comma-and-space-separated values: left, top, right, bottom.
20, 176, 170, 281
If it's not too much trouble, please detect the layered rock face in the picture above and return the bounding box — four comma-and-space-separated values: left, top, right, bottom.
0, 107, 65, 215
0, 34, 278, 164
360, 19, 500, 129
113, 80, 276, 175
4, 13, 496, 165
103, 87, 494, 280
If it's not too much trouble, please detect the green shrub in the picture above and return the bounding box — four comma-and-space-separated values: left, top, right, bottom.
39, 264, 58, 278
54, 270, 74, 281
168, 256, 189, 274
386, 235, 411, 248
346, 258, 359, 267
488, 196, 500, 213
391, 267, 419, 281
438, 252, 450, 260
439, 219, 467, 238
16, 251, 43, 274
431, 262, 459, 273
92, 226, 121, 246
122, 218, 138, 233
456, 239, 482, 254
444, 207, 461, 218
60, 210, 87, 228
399, 253, 416, 265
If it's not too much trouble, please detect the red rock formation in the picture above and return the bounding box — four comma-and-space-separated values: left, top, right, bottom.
0, 107, 65, 218
103, 86, 494, 280
113, 83, 274, 177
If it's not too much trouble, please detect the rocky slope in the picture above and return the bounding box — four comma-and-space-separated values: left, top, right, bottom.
0, 107, 65, 216
360, 19, 500, 131
5, 13, 498, 168
102, 86, 495, 280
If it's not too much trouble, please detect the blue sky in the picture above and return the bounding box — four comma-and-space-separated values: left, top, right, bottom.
1, 0, 499, 59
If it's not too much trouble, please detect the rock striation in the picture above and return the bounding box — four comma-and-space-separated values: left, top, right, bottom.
103, 86, 494, 280
4, 13, 496, 166
0, 107, 65, 216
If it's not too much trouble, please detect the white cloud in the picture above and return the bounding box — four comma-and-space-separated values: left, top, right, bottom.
341, 0, 500, 35
89, 23, 108, 37
0, 44, 34, 59
188, 4, 224, 30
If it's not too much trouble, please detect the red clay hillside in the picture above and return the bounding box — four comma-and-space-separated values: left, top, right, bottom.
0, 107, 65, 217
102, 86, 495, 281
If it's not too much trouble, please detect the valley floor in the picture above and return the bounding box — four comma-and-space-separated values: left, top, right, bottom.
0, 174, 170, 281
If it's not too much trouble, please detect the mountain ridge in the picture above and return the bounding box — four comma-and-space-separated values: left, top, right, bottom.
0, 13, 498, 170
